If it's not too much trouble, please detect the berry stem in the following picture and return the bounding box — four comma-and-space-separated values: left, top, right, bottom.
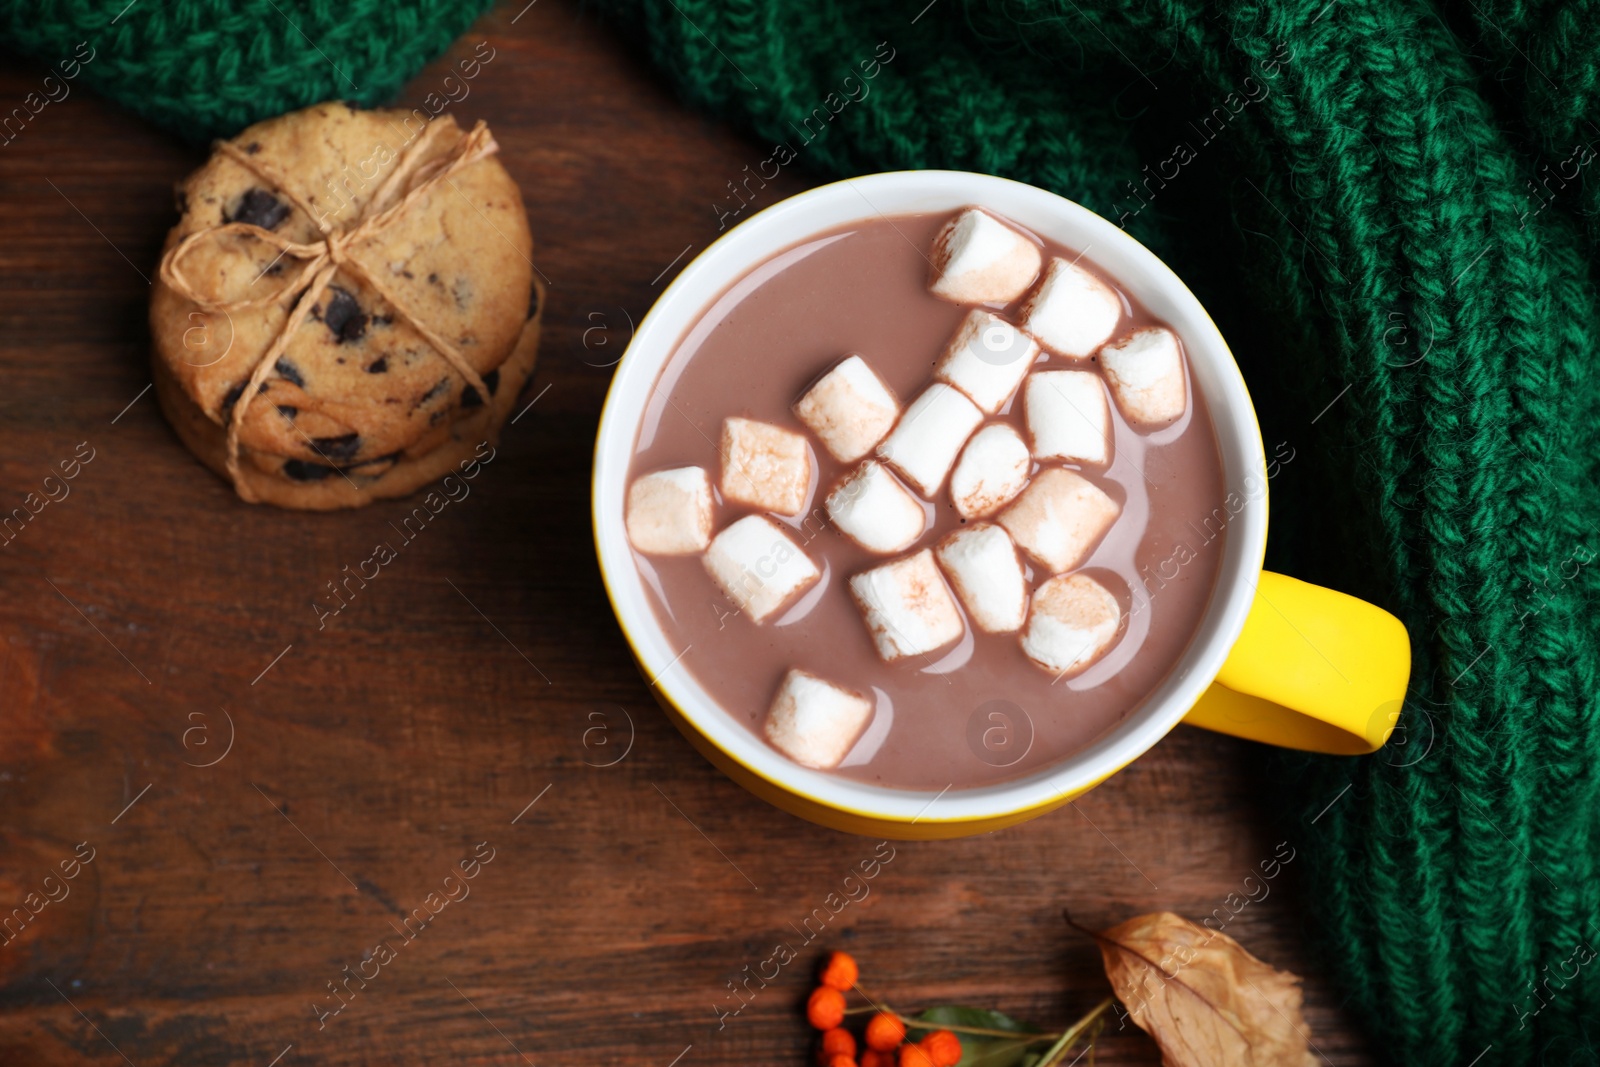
841, 995, 1115, 1043
847, 988, 1034, 1039
1034, 999, 1114, 1067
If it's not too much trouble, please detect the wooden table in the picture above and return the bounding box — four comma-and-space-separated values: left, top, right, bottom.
0, 4, 1373, 1063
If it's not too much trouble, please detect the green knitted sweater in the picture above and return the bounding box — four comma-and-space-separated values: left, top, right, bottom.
0, 0, 492, 140
7, 0, 1600, 1062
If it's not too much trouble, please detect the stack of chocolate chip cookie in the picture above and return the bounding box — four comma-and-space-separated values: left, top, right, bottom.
150, 102, 542, 509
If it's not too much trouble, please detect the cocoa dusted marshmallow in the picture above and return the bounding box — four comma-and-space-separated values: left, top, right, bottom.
1025, 370, 1111, 466
703, 515, 821, 623
949, 423, 1030, 520
935, 523, 1028, 633
720, 416, 814, 516
1099, 327, 1188, 425
1021, 573, 1122, 677
875, 383, 983, 498
933, 310, 1040, 415
998, 467, 1120, 572
928, 208, 1042, 306
764, 668, 874, 769
625, 466, 714, 555
826, 460, 926, 555
793, 355, 900, 463
849, 549, 965, 662
1020, 257, 1122, 358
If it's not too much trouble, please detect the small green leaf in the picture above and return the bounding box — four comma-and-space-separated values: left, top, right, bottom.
909, 1006, 1040, 1035
908, 1007, 1047, 1067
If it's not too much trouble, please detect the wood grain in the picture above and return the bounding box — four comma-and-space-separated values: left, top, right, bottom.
0, 3, 1374, 1064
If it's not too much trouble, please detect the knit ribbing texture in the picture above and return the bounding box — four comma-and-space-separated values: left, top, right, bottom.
0, 0, 492, 141
588, 1, 1600, 1063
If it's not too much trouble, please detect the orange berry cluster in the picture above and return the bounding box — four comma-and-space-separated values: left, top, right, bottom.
805, 952, 962, 1067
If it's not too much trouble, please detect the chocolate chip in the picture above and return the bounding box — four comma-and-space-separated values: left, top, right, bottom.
366, 356, 388, 374
221, 380, 247, 417
462, 367, 501, 409
283, 459, 335, 481
420, 378, 449, 406
427, 273, 440, 285
276, 405, 298, 419
274, 357, 305, 387
526, 286, 540, 320
322, 287, 367, 343
351, 452, 400, 473
244, 141, 262, 155
370, 315, 392, 328
229, 188, 290, 230
310, 433, 361, 462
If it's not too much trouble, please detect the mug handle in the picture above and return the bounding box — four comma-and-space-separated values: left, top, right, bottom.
1180, 571, 1411, 754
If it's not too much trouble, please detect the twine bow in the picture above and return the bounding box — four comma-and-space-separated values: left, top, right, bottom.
159, 119, 500, 502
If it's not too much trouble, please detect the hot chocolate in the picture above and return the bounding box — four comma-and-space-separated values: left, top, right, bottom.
623, 208, 1229, 790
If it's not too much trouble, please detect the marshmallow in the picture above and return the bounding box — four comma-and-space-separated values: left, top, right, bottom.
933, 310, 1040, 414
949, 423, 1030, 519
793, 355, 900, 463
720, 416, 813, 516
1020, 257, 1122, 358
998, 467, 1120, 572
826, 460, 926, 555
928, 208, 1043, 305
1099, 327, 1188, 425
1025, 370, 1111, 466
764, 667, 874, 769
849, 549, 965, 662
935, 524, 1028, 633
625, 466, 714, 555
1021, 573, 1122, 677
703, 515, 821, 623
875, 383, 983, 497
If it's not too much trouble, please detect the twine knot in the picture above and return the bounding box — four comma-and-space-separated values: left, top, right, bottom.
158, 118, 500, 501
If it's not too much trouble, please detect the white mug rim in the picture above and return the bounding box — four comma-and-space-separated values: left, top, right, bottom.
591, 170, 1268, 826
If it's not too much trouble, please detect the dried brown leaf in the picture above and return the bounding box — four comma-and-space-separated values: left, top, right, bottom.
1084, 911, 1317, 1067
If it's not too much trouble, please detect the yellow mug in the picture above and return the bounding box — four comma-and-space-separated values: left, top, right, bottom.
592, 171, 1410, 839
